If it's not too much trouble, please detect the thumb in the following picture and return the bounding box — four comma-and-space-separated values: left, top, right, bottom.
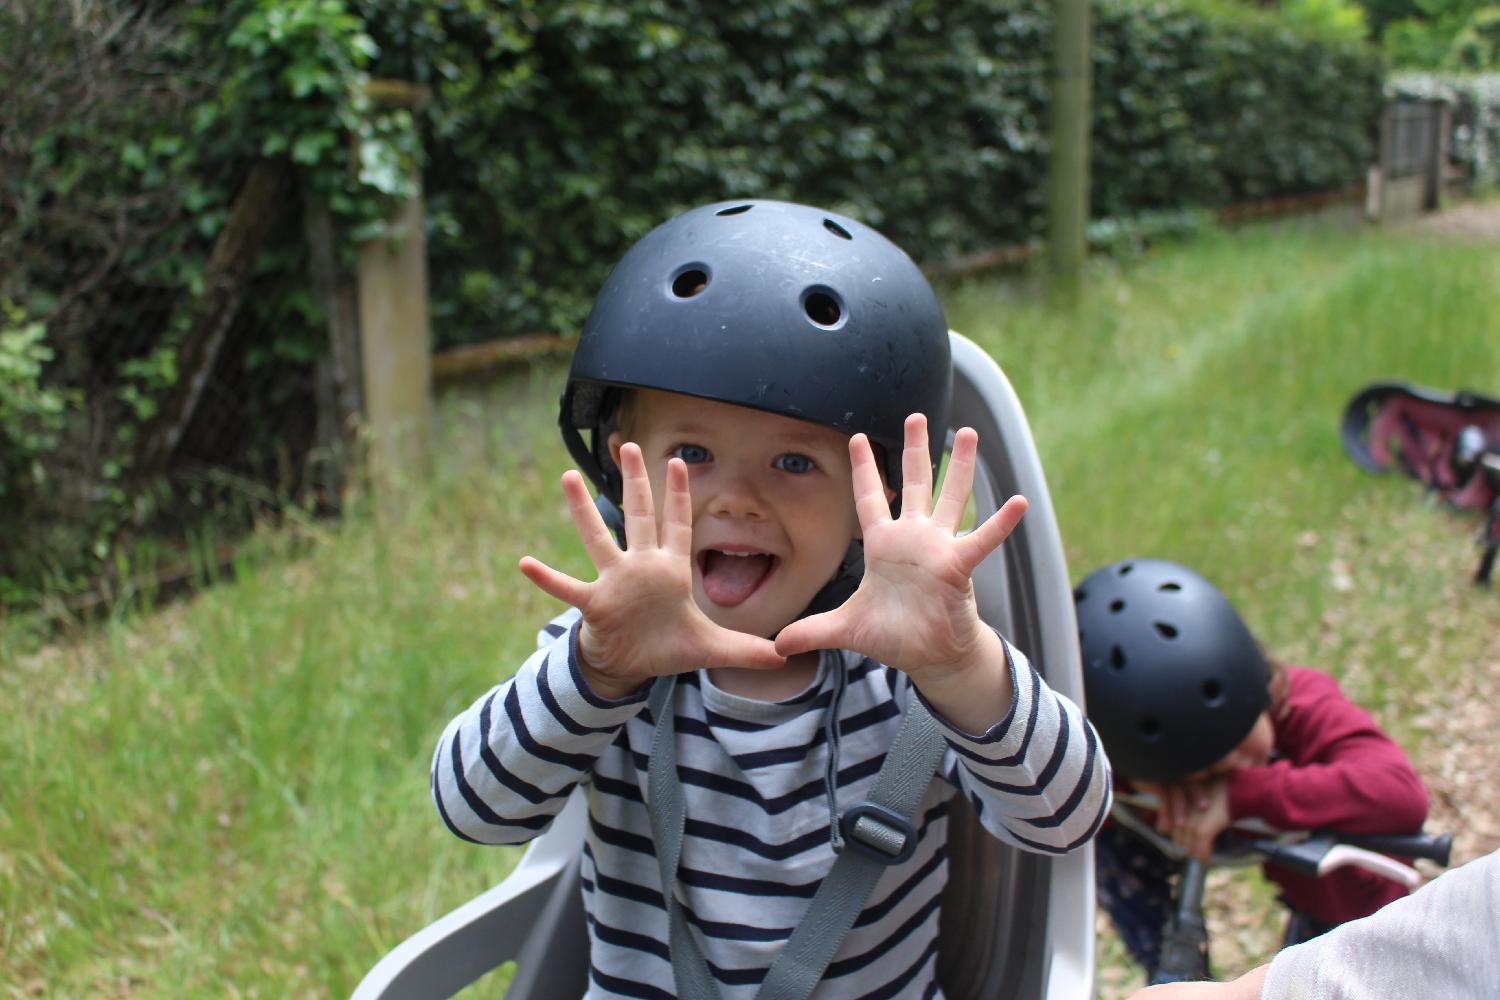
701, 628, 787, 671
774, 609, 847, 658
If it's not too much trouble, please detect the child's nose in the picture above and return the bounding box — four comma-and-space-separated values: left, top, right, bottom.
705, 472, 765, 520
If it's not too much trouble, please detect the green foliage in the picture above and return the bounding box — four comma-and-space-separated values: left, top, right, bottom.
0, 303, 73, 499
1446, 6, 1500, 68
1283, 0, 1373, 40
1091, 0, 1384, 217
214, 0, 420, 226
1382, 0, 1491, 65
1359, 0, 1426, 37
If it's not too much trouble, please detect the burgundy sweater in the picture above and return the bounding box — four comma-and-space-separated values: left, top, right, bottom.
1228, 666, 1430, 925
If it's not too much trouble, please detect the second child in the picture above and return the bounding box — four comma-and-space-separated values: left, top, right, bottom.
1074, 558, 1429, 981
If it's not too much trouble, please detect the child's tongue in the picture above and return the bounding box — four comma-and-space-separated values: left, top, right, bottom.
701, 550, 774, 606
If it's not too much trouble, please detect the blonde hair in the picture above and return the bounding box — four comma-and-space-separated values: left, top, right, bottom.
610, 388, 637, 439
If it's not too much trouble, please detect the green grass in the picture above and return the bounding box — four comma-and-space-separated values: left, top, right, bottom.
945, 221, 1500, 713
4, 216, 1499, 996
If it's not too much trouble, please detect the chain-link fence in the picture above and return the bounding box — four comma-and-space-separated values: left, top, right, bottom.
0, 157, 338, 613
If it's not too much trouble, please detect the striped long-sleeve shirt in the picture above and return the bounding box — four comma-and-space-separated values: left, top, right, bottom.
433, 608, 1110, 999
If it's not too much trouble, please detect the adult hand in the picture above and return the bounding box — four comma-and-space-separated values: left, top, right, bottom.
1125, 964, 1268, 999
519, 443, 785, 699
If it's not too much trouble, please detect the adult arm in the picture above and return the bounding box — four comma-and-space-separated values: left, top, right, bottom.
1125, 965, 1268, 1000
1260, 848, 1500, 1000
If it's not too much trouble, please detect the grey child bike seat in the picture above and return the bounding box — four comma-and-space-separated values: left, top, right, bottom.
353, 331, 1097, 1000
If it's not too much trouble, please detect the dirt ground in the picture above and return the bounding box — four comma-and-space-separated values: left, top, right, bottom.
1402, 196, 1500, 239
1094, 196, 1500, 998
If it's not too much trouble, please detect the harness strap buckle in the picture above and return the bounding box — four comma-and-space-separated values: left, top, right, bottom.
839, 802, 918, 865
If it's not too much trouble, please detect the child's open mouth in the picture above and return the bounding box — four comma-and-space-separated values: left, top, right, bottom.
698, 549, 778, 606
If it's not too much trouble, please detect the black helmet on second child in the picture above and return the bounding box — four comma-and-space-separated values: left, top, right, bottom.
558, 199, 953, 503
1074, 558, 1270, 782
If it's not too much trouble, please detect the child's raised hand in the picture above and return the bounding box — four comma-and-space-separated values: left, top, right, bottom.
774, 414, 1027, 725
1136, 776, 1231, 860
519, 443, 785, 699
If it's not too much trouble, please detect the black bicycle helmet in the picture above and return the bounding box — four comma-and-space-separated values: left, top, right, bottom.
1074, 558, 1270, 782
559, 199, 952, 502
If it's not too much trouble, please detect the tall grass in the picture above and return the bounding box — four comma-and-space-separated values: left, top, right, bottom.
3, 218, 1498, 996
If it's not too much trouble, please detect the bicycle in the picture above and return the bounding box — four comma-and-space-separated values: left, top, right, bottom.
1108, 791, 1453, 985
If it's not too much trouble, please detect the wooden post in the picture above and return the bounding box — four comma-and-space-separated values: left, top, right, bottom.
1047, 0, 1092, 297
1428, 99, 1451, 210
1372, 102, 1395, 224
358, 186, 433, 505
355, 81, 432, 511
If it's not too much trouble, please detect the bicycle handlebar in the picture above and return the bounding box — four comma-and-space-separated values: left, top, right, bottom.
1110, 796, 1451, 884
1113, 795, 1455, 988
1335, 831, 1452, 867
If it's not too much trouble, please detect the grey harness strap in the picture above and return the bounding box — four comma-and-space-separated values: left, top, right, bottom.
647, 670, 949, 1000
648, 675, 725, 999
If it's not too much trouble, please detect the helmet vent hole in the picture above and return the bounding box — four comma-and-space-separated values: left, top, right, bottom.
1202, 680, 1224, 706
1118, 563, 1133, 576
1109, 645, 1126, 671
823, 218, 853, 240
1074, 587, 1087, 602
1158, 582, 1182, 592
671, 267, 709, 299
716, 204, 753, 216
1109, 599, 1125, 613
802, 287, 846, 329
1154, 622, 1178, 640
1139, 716, 1161, 741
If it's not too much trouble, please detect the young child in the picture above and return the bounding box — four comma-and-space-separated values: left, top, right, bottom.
432, 199, 1111, 998
1073, 558, 1430, 982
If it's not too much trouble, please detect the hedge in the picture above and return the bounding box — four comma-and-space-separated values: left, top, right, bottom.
1, 0, 1384, 602
394, 0, 1385, 346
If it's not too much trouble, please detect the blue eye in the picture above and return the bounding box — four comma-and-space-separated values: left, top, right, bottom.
775, 453, 814, 474
675, 444, 710, 464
